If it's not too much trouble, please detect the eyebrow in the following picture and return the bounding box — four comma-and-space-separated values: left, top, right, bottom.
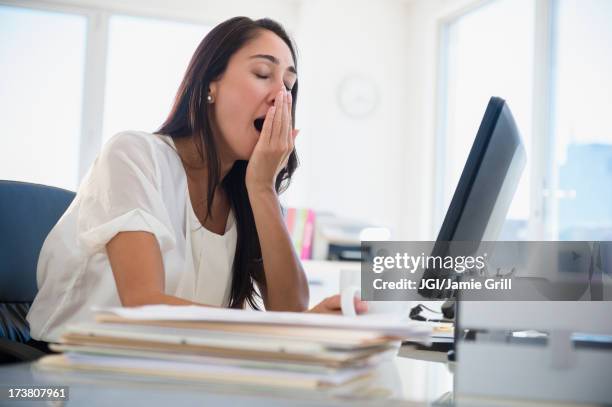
249, 54, 297, 75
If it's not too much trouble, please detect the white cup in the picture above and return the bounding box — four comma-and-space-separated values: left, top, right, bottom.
339, 269, 411, 318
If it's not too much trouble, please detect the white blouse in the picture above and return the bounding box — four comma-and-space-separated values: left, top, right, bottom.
27, 131, 237, 342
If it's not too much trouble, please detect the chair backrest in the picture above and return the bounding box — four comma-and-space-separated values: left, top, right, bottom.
0, 180, 75, 302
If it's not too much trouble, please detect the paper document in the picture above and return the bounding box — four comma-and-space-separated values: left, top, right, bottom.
50, 344, 392, 373
95, 305, 431, 339
39, 353, 373, 389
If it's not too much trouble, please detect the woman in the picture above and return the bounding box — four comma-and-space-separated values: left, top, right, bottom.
27, 17, 366, 344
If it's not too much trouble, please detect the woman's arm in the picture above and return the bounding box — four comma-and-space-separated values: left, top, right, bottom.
245, 89, 309, 311
248, 186, 309, 311
106, 231, 357, 314
106, 231, 215, 307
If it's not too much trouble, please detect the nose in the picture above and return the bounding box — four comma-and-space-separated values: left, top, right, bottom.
267, 83, 287, 104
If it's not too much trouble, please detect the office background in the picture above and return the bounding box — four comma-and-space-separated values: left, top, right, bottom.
1, 0, 611, 243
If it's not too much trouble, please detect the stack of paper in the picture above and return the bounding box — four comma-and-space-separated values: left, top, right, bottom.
38, 305, 431, 389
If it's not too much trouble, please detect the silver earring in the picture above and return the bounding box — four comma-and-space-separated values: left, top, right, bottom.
207, 94, 214, 103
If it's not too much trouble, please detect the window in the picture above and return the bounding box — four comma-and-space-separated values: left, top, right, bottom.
0, 4, 210, 190
552, 0, 612, 240
0, 5, 86, 190
103, 15, 210, 140
438, 0, 612, 241
438, 0, 534, 240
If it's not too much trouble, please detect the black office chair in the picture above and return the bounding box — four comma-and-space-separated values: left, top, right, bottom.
0, 180, 75, 363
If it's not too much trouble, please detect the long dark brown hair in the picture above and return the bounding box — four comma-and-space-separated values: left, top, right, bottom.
155, 17, 298, 309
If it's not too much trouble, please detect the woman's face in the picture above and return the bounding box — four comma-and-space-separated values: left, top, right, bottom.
209, 29, 297, 161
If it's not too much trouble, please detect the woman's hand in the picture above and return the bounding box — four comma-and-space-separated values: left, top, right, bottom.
307, 294, 369, 315
245, 89, 298, 193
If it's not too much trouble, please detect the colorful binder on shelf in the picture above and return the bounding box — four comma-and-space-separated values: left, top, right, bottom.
285, 208, 316, 260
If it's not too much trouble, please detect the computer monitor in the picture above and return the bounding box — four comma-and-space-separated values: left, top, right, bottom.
418, 96, 526, 299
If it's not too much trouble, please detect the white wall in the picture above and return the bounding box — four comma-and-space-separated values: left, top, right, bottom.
12, 0, 479, 240
394, 0, 481, 239
285, 0, 480, 240
286, 0, 414, 238
28, 0, 300, 26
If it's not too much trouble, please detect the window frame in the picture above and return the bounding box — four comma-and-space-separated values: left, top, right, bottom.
0, 0, 216, 185
433, 0, 557, 240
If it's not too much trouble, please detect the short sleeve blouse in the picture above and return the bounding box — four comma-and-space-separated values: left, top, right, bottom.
27, 131, 237, 342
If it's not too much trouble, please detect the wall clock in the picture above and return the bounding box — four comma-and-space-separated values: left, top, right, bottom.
336, 74, 380, 118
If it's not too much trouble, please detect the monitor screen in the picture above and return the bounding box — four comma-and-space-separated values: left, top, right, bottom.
418, 96, 526, 299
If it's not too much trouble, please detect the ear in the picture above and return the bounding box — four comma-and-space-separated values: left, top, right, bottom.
208, 81, 218, 99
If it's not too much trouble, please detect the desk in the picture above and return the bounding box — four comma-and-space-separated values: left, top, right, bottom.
0, 346, 453, 406
302, 260, 360, 308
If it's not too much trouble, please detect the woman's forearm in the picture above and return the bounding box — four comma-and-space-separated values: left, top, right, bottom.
121, 291, 217, 307
247, 185, 309, 311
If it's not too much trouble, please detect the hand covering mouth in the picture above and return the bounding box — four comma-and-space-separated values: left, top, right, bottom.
253, 117, 265, 132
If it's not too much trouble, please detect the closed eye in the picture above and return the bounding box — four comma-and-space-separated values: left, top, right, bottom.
255, 74, 292, 91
